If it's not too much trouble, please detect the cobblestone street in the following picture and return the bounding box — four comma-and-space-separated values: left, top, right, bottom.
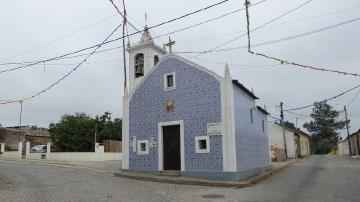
1, 155, 360, 202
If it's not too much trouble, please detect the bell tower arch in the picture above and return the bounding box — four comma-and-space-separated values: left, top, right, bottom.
127, 26, 167, 91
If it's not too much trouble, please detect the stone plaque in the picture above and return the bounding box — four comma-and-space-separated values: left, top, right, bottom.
207, 123, 222, 135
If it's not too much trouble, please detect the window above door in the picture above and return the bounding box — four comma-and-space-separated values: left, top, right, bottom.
164, 72, 176, 91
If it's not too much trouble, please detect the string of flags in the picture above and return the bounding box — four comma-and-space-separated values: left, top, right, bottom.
244, 0, 360, 77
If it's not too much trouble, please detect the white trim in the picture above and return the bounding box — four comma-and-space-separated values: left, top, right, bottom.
163, 72, 176, 91
221, 74, 237, 172
195, 136, 210, 153
129, 54, 223, 100
220, 79, 228, 171
158, 120, 185, 171
137, 140, 149, 155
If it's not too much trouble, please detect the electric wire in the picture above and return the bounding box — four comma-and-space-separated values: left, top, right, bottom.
347, 88, 360, 107
0, 0, 230, 75
244, 0, 360, 77
284, 83, 360, 111
0, 25, 121, 105
0, 14, 117, 63
188, 0, 313, 60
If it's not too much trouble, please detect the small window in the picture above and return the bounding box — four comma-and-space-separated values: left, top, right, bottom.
167, 75, 173, 87
262, 120, 265, 132
250, 109, 253, 124
154, 55, 159, 65
199, 140, 207, 149
195, 136, 210, 153
164, 72, 176, 90
137, 140, 149, 155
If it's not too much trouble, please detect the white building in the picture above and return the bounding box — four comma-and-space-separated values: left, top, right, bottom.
338, 138, 350, 155
268, 122, 299, 159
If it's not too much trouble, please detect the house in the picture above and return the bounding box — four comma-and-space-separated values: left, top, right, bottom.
268, 122, 311, 160
298, 131, 311, 157
268, 122, 299, 159
121, 27, 271, 181
0, 126, 50, 150
339, 129, 360, 156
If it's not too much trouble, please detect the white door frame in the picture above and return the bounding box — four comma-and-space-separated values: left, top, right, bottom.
158, 120, 185, 171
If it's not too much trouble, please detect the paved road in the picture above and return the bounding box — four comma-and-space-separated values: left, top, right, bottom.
0, 155, 359, 202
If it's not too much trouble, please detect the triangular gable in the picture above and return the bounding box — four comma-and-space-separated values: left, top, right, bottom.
129, 54, 222, 98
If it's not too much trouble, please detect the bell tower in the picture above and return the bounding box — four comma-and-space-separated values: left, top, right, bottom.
127, 26, 167, 92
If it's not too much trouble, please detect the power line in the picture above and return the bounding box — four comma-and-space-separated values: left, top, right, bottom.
0, 25, 121, 105
285, 110, 344, 119
244, 0, 360, 78
176, 16, 360, 58
188, 0, 313, 60
284, 83, 360, 111
269, 5, 360, 28
0, 0, 230, 75
0, 14, 118, 63
191, 56, 282, 68
347, 88, 360, 107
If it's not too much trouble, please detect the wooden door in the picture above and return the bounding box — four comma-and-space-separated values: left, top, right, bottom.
163, 125, 181, 170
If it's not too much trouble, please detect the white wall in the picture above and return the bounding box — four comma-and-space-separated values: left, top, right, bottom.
338, 140, 350, 155
27, 152, 122, 161
268, 122, 297, 158
0, 151, 19, 159
26, 144, 122, 161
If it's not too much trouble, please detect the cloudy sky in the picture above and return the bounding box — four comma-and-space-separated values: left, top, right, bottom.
0, 0, 359, 137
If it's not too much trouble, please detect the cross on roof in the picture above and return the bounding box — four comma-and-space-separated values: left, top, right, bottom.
165, 36, 176, 53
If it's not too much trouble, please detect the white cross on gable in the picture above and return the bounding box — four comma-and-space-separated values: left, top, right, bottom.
165, 36, 176, 53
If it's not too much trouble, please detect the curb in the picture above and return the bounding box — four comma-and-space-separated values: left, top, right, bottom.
114, 159, 302, 188
247, 159, 301, 185
114, 172, 251, 188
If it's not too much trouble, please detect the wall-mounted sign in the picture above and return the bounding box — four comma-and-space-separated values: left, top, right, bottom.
132, 136, 136, 152
150, 136, 157, 148
207, 123, 222, 135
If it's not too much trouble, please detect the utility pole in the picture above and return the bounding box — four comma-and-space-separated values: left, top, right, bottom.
357, 132, 360, 156
121, 0, 127, 92
344, 106, 352, 156
280, 102, 288, 158
94, 123, 97, 144
18, 101, 23, 142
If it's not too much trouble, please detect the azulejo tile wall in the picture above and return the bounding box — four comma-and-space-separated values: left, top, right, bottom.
233, 87, 271, 171
129, 57, 223, 171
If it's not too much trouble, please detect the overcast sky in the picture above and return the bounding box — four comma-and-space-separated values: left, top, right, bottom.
0, 0, 359, 137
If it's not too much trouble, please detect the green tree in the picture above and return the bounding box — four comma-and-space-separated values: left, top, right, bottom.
284, 121, 297, 130
0, 127, 5, 142
48, 112, 122, 152
49, 113, 96, 152
303, 102, 347, 154
95, 112, 122, 143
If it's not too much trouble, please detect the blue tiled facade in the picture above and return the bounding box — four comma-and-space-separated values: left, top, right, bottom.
233, 87, 271, 172
129, 57, 223, 171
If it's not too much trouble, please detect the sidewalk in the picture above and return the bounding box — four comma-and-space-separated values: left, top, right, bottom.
0, 159, 122, 174
114, 159, 302, 188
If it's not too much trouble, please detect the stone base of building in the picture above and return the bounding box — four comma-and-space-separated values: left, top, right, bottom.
124, 165, 271, 182
181, 165, 271, 181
